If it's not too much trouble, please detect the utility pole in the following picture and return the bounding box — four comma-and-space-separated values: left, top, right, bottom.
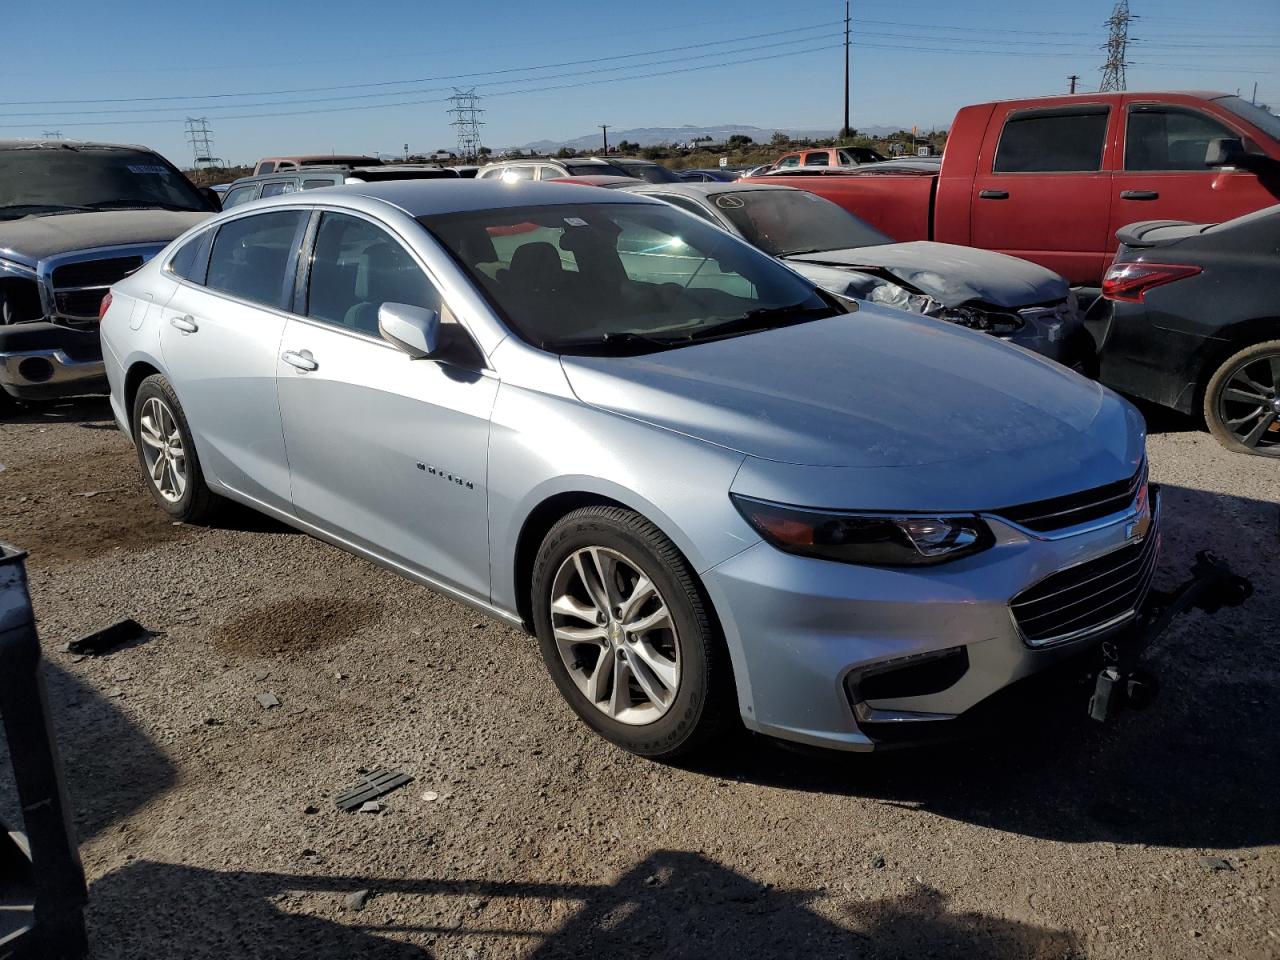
1099, 0, 1134, 92
1068, 74, 1080, 94
1252, 82, 1258, 105
842, 0, 851, 138
600, 125, 609, 155
447, 89, 485, 162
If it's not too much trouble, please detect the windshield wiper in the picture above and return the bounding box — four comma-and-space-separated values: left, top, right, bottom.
0, 203, 96, 219
687, 302, 836, 342
81, 200, 200, 212
546, 330, 690, 355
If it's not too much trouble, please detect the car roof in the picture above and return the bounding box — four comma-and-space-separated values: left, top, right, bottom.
259, 179, 656, 216
0, 138, 157, 152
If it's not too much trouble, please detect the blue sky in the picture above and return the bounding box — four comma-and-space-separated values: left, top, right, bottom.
3, 0, 1277, 166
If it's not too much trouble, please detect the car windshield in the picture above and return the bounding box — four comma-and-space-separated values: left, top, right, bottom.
710, 189, 893, 257
421, 201, 841, 355
620, 162, 683, 184
1215, 96, 1280, 142
0, 146, 210, 219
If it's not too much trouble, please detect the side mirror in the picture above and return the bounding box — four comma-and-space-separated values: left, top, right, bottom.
199, 186, 222, 212
378, 302, 440, 359
1205, 137, 1247, 168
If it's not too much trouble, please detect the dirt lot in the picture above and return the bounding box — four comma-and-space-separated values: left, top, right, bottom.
1, 398, 1276, 959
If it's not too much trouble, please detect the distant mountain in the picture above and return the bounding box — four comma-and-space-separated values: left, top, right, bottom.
513, 122, 906, 152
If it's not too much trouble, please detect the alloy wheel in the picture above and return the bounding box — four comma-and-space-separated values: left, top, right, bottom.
1216, 353, 1280, 455
549, 546, 681, 725
137, 396, 188, 502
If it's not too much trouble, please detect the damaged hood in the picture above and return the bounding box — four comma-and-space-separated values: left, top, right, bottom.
784, 240, 1069, 308
561, 304, 1126, 473
0, 210, 209, 268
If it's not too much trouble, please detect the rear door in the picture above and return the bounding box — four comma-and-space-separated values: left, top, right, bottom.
970, 103, 1114, 284
158, 209, 308, 511
275, 209, 498, 598
1111, 98, 1280, 243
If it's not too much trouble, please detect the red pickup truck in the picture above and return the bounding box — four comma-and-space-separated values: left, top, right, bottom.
746, 91, 1280, 285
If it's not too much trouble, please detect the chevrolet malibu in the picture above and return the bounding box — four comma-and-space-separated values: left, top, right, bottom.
100, 181, 1155, 758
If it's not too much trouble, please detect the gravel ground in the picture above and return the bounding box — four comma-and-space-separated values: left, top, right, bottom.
0, 398, 1276, 959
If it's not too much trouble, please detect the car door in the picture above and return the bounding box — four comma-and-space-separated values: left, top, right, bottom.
969, 103, 1114, 284
275, 209, 498, 599
1111, 100, 1278, 244
158, 209, 308, 512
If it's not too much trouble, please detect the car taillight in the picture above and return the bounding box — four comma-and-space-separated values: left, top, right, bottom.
98, 292, 113, 320
1102, 262, 1201, 302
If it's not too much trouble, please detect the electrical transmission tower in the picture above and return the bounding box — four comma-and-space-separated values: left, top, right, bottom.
1099, 0, 1134, 92
184, 117, 221, 170
41, 130, 64, 140
448, 89, 485, 162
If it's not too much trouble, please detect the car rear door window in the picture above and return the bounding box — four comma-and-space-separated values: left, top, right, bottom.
221, 185, 258, 209
205, 210, 307, 310
994, 108, 1110, 172
260, 180, 298, 198
537, 166, 565, 181
1125, 105, 1239, 171
305, 212, 440, 336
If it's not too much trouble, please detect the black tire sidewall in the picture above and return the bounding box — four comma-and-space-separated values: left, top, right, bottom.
532, 510, 717, 757
131, 375, 206, 519
1204, 340, 1280, 456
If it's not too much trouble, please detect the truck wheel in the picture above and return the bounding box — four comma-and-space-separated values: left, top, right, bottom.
1203, 340, 1280, 457
531, 506, 736, 759
131, 374, 221, 521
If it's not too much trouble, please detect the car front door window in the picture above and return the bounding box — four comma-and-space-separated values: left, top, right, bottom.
1125, 105, 1239, 171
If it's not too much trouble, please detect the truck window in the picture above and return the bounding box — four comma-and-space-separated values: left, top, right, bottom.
1125, 105, 1239, 171
257, 162, 276, 175
994, 108, 1109, 173
803, 152, 830, 167
775, 156, 801, 169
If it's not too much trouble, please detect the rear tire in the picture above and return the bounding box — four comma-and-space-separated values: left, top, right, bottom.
1203, 340, 1280, 457
131, 374, 221, 521
531, 506, 736, 759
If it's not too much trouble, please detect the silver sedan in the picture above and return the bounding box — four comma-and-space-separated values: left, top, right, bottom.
100, 181, 1155, 758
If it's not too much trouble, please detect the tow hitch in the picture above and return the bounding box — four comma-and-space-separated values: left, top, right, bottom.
1088, 551, 1253, 722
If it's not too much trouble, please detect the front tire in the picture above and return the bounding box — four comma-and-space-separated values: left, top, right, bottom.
131, 374, 221, 521
531, 506, 735, 759
1203, 340, 1280, 457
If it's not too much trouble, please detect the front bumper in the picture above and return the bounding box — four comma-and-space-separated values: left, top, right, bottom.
703, 491, 1162, 752
0, 322, 106, 401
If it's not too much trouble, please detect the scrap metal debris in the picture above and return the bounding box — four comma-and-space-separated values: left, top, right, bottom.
64, 618, 151, 656
334, 768, 414, 812
255, 692, 280, 710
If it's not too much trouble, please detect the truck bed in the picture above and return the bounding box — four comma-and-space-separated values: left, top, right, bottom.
741, 168, 938, 244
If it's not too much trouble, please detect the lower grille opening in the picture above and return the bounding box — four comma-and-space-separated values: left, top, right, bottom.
849, 646, 969, 703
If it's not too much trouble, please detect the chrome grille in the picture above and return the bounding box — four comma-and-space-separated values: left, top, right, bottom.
49, 255, 144, 325
1010, 527, 1160, 647
996, 462, 1146, 533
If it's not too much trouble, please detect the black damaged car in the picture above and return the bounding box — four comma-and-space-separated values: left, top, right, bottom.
0, 140, 218, 410
1088, 204, 1280, 457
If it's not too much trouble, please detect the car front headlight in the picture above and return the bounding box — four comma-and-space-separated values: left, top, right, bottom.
731, 495, 994, 567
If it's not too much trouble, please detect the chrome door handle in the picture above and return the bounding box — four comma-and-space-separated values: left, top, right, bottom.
979, 189, 1009, 200
281, 349, 318, 372
169, 315, 198, 333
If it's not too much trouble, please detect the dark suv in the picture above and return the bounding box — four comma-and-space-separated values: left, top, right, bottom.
0, 139, 218, 406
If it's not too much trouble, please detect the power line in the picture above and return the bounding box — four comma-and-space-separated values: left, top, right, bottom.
1100, 0, 1134, 92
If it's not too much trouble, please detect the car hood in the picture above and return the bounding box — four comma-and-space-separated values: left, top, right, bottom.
561, 306, 1127, 475
0, 210, 210, 267
784, 240, 1069, 308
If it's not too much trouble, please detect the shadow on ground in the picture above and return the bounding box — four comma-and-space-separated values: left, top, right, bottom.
2, 397, 115, 428
86, 851, 1081, 960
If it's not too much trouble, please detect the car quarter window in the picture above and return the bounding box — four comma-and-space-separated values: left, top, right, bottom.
205, 210, 307, 310
803, 152, 830, 166
221, 185, 258, 209
260, 180, 298, 198
306, 212, 442, 337
303, 178, 334, 190
166, 230, 211, 284
994, 107, 1110, 173
1125, 105, 1239, 171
